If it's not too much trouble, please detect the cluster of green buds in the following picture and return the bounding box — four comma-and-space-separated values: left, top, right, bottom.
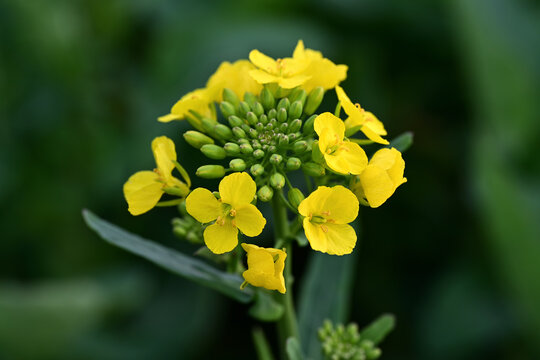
183, 86, 325, 202
318, 320, 382, 360
171, 202, 203, 244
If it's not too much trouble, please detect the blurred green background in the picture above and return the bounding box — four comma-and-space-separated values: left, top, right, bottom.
1, 0, 540, 359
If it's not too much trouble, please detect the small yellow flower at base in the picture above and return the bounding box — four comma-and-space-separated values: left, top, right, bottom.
241, 244, 286, 294
158, 88, 216, 128
315, 112, 368, 175
298, 186, 359, 255
351, 148, 407, 208
123, 136, 189, 216
292, 40, 348, 92
206, 60, 263, 102
335, 86, 389, 145
248, 48, 311, 89
186, 172, 266, 254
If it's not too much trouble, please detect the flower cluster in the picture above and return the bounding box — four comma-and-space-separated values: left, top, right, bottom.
123, 40, 407, 294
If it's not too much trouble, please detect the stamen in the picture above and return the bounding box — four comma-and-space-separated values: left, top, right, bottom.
229, 209, 237, 217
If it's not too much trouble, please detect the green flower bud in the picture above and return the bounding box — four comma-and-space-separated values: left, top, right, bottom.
248, 128, 259, 139
289, 100, 303, 120
288, 133, 299, 142
253, 102, 265, 117
253, 149, 265, 159
293, 140, 308, 154
229, 158, 246, 171
261, 87, 275, 111
265, 122, 274, 131
200, 144, 226, 159
304, 87, 324, 115
270, 153, 283, 165
259, 114, 268, 125
288, 88, 307, 106
286, 157, 301, 170
183, 130, 214, 149
303, 114, 317, 135
196, 165, 225, 179
257, 185, 274, 202
220, 101, 236, 119
243, 92, 257, 108
201, 117, 216, 134
312, 141, 325, 163
177, 201, 188, 216
268, 145, 277, 153
246, 111, 258, 125
232, 126, 246, 139
241, 124, 251, 133
239, 101, 251, 118
288, 119, 302, 133
277, 97, 290, 112
228, 115, 243, 127
250, 164, 265, 176
270, 173, 286, 189
252, 140, 262, 149
277, 108, 288, 123
302, 162, 325, 177
255, 122, 264, 132
267, 108, 277, 120
224, 142, 240, 156
279, 122, 288, 133
238, 138, 249, 144
240, 143, 253, 154
366, 348, 381, 359
214, 123, 233, 140
186, 231, 201, 244
288, 188, 305, 208
277, 134, 288, 147
223, 88, 240, 108
173, 225, 187, 238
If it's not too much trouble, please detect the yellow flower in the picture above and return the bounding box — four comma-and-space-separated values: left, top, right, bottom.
206, 60, 263, 101
186, 172, 266, 254
241, 243, 286, 294
314, 112, 368, 175
292, 40, 348, 92
123, 136, 190, 216
298, 186, 359, 255
335, 85, 389, 145
158, 88, 216, 128
351, 148, 407, 208
248, 48, 311, 89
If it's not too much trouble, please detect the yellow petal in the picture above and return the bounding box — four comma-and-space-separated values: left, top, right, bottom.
280, 57, 309, 77
219, 172, 256, 207
235, 204, 266, 237
314, 112, 345, 152
185, 188, 221, 223
359, 164, 396, 208
298, 186, 333, 217
303, 219, 356, 255
152, 136, 176, 180
292, 40, 305, 59
157, 113, 182, 123
249, 50, 277, 73
320, 185, 359, 224
335, 141, 368, 175
168, 88, 214, 121
364, 111, 387, 136
335, 85, 358, 118
206, 60, 262, 102
360, 125, 389, 145
241, 244, 286, 294
370, 148, 406, 186
278, 74, 311, 89
249, 69, 280, 85
123, 171, 163, 216
203, 222, 238, 254
301, 59, 348, 92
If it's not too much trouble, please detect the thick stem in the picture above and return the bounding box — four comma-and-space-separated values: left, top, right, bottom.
271, 192, 299, 358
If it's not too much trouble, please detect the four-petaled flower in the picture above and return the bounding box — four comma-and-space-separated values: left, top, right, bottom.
335, 85, 389, 145
248, 48, 311, 89
298, 186, 359, 255
351, 148, 407, 208
241, 243, 286, 294
123, 136, 190, 216
186, 172, 266, 254
315, 112, 368, 175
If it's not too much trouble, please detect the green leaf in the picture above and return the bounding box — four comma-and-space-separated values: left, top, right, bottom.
298, 246, 358, 359
386, 131, 413, 153
249, 289, 284, 322
360, 314, 396, 345
82, 209, 253, 303
286, 337, 304, 360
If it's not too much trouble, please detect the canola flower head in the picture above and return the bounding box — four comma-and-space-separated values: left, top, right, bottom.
241, 243, 287, 294
248, 49, 311, 89
292, 40, 348, 92
335, 85, 389, 145
123, 136, 189, 216
315, 112, 368, 175
351, 147, 407, 208
206, 60, 263, 102
185, 172, 266, 254
298, 185, 359, 255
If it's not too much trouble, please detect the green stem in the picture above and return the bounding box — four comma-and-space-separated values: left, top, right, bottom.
271, 192, 299, 359
252, 327, 275, 360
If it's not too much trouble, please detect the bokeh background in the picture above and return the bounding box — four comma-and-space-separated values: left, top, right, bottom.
1, 0, 540, 359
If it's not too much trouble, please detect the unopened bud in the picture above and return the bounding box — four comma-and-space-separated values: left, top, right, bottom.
253, 149, 265, 159
267, 108, 277, 120
214, 124, 233, 140
277, 98, 290, 112
258, 185, 274, 202
232, 126, 246, 139
229, 158, 246, 171
302, 162, 325, 177
220, 101, 236, 118
183, 130, 214, 149
270, 173, 286, 189
288, 188, 305, 208
240, 143, 253, 154
277, 108, 288, 123
250, 164, 264, 176
246, 111, 258, 125
243, 92, 257, 108
270, 153, 283, 165
288, 88, 307, 105
201, 117, 216, 134
228, 115, 243, 127
173, 226, 187, 238
303, 114, 317, 135
289, 100, 303, 119
288, 119, 302, 133
248, 128, 258, 138
279, 122, 288, 133
224, 142, 240, 156
259, 114, 268, 125
200, 144, 226, 160
286, 157, 301, 170
223, 88, 240, 108
261, 87, 275, 111
312, 141, 325, 163
253, 102, 264, 117
293, 140, 308, 154
304, 87, 324, 115
239, 101, 251, 117
196, 165, 225, 179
